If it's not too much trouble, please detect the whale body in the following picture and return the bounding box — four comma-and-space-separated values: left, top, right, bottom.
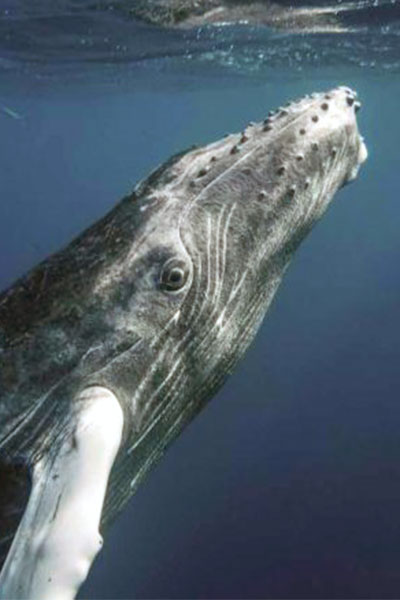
0, 87, 367, 598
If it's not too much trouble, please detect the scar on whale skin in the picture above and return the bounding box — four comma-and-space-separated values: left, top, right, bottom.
0, 87, 367, 599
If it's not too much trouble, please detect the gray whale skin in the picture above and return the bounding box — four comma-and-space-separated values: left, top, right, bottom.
0, 87, 367, 599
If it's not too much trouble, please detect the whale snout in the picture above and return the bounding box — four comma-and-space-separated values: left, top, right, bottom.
294, 86, 368, 187
261, 85, 368, 204
332, 87, 368, 183
156, 85, 367, 239
178, 86, 367, 202
316, 86, 367, 176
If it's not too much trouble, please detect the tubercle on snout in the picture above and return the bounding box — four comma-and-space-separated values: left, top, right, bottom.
183, 86, 365, 201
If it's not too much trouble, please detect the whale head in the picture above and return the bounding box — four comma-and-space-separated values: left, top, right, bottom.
90, 86, 367, 520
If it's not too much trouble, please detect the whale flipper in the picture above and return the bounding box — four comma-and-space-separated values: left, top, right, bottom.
0, 460, 31, 571
0, 386, 123, 600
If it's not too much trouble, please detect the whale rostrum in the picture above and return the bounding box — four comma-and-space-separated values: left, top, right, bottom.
0, 87, 367, 599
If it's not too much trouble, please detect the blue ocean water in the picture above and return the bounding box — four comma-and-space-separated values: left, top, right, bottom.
0, 1, 400, 598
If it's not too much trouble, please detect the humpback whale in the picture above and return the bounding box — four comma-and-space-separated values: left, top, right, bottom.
0, 87, 367, 599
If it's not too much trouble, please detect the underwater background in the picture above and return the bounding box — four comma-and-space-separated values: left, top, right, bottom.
0, 1, 399, 598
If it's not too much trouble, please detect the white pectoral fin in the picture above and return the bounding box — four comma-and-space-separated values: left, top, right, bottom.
0, 386, 124, 600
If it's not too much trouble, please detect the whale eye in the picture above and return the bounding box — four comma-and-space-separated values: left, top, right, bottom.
160, 259, 189, 292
